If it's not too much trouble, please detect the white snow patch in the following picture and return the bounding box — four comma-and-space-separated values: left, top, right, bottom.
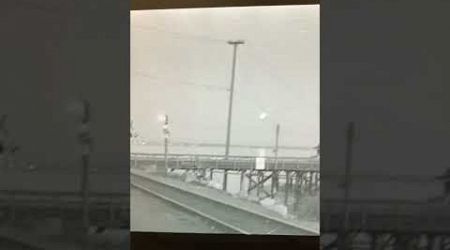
260, 198, 276, 207
198, 178, 210, 185
207, 179, 223, 190
258, 198, 288, 217
272, 204, 288, 217
185, 173, 197, 183
169, 169, 185, 176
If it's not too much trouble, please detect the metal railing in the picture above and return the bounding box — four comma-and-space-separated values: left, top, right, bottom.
131, 153, 319, 171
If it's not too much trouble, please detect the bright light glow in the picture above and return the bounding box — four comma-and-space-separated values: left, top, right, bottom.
259, 112, 268, 120
157, 114, 166, 123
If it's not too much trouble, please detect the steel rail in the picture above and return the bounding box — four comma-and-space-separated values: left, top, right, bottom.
131, 173, 318, 235
131, 182, 249, 234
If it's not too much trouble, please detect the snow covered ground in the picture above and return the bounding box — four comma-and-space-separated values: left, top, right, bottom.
162, 168, 319, 220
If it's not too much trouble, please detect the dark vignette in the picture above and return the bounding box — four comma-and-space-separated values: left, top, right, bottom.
0, 0, 129, 249
321, 0, 450, 249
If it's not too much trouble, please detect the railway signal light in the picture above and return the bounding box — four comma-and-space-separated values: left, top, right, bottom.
162, 115, 169, 138
162, 114, 169, 171
157, 114, 166, 123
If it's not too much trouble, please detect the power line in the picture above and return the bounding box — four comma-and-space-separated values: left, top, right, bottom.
132, 25, 228, 44
132, 69, 284, 114
132, 71, 229, 91
245, 46, 298, 94
131, 26, 303, 97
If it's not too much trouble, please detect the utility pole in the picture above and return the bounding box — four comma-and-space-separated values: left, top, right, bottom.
271, 124, 280, 197
78, 99, 93, 234
274, 124, 280, 161
338, 121, 357, 250
0, 115, 8, 170
162, 115, 169, 171
225, 40, 244, 159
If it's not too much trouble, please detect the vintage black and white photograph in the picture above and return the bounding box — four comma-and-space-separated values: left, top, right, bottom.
130, 5, 320, 235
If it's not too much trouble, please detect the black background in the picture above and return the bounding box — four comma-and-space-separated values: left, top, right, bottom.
1, 0, 449, 249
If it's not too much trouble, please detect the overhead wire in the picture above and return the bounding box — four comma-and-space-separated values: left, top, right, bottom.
132, 70, 229, 92
131, 25, 317, 148
132, 25, 228, 44
131, 25, 231, 92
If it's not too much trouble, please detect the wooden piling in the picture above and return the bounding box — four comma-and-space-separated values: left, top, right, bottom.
271, 170, 277, 198
256, 171, 261, 197
223, 170, 228, 191
247, 170, 252, 195
240, 170, 245, 193
314, 172, 319, 194
294, 171, 300, 211
284, 171, 290, 205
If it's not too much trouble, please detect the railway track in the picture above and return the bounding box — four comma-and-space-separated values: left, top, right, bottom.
131, 173, 317, 235
131, 186, 237, 233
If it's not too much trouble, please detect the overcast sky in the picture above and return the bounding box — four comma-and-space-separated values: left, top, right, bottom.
131, 5, 320, 149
